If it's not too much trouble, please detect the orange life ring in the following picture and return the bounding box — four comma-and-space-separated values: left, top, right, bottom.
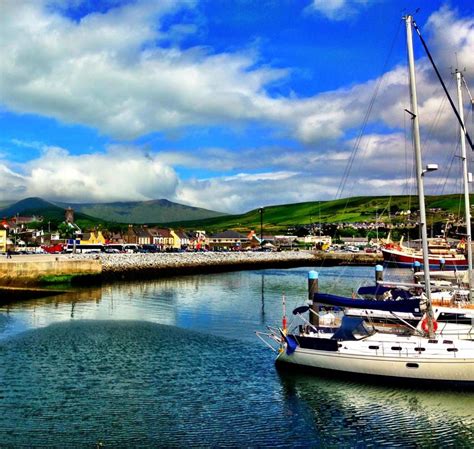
421, 317, 438, 333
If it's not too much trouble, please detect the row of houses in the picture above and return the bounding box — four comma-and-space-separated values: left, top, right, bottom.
1, 208, 334, 252
71, 228, 332, 251
0, 222, 333, 252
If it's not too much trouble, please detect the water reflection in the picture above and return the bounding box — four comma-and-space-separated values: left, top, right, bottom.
0, 266, 426, 343
278, 370, 474, 447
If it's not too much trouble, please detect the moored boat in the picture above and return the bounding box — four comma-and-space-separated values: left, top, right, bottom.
257, 14, 474, 386
276, 315, 474, 385
381, 241, 467, 270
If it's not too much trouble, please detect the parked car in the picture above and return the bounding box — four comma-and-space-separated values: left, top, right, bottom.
346, 246, 360, 253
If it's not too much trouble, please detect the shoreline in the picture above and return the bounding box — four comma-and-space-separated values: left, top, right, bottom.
68, 250, 383, 282
0, 251, 383, 288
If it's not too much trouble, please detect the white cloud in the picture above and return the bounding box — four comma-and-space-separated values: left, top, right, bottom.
426, 5, 474, 75
176, 174, 337, 213
220, 171, 298, 182
306, 0, 368, 21
0, 0, 288, 139
10, 139, 45, 151
0, 1, 472, 147
18, 146, 179, 203
0, 164, 28, 198
0, 131, 466, 213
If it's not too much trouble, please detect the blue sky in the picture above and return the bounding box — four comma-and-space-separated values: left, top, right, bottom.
1, 0, 473, 213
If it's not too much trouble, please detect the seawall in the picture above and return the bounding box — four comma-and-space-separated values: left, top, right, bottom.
0, 256, 102, 286
67, 251, 383, 281
0, 251, 383, 287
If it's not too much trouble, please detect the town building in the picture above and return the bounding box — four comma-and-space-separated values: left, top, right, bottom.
208, 230, 247, 250
81, 230, 106, 245
0, 229, 7, 253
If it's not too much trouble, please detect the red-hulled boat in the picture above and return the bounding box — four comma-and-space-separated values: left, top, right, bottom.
381, 238, 467, 269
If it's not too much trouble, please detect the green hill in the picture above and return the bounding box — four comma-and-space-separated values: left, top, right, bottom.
163, 194, 471, 233
54, 199, 227, 224
0, 194, 470, 234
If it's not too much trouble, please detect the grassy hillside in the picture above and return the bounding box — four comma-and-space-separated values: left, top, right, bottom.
164, 194, 472, 233
55, 199, 227, 224
0, 194, 470, 234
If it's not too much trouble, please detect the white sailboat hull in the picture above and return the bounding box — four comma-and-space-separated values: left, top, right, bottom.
277, 336, 474, 383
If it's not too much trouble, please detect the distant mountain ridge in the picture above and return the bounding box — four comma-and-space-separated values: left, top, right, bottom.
54, 199, 227, 224
0, 197, 227, 224
0, 197, 102, 224
0, 194, 470, 231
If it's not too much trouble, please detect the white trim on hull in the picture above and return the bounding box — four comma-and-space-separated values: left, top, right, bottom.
277, 335, 474, 383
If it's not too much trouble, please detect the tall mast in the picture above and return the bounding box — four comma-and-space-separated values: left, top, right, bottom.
456, 69, 473, 300
405, 15, 435, 336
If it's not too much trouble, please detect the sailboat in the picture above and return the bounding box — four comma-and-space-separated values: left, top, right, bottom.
257, 15, 474, 384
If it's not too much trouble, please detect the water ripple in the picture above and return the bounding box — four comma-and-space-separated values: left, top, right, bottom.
0, 267, 473, 447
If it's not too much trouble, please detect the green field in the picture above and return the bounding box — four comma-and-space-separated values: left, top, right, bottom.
1, 194, 470, 234
163, 194, 471, 233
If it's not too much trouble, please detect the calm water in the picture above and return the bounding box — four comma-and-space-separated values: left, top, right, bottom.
0, 266, 473, 447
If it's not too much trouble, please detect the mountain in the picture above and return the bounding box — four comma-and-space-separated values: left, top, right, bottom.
0, 197, 106, 227
0, 197, 67, 220
0, 197, 226, 225
53, 199, 227, 224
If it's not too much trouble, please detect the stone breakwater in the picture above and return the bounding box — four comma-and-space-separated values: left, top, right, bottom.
0, 251, 383, 287
66, 250, 382, 281
67, 251, 319, 280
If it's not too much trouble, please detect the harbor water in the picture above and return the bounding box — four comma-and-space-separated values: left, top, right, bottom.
1, 266, 473, 447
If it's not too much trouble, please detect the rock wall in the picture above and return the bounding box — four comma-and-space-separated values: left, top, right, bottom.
0, 259, 102, 285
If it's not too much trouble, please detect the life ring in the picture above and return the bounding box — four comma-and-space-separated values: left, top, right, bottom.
421, 317, 438, 333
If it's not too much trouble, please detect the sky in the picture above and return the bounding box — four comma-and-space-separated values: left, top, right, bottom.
1, 0, 474, 214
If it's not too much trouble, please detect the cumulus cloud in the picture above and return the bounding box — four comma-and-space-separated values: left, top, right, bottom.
0, 1, 472, 147
13, 146, 178, 203
426, 5, 474, 75
0, 0, 287, 139
0, 164, 28, 198
175, 173, 334, 213
0, 132, 466, 213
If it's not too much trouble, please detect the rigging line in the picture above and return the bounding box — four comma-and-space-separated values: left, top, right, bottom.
412, 19, 474, 151
335, 20, 402, 201
439, 150, 457, 196
434, 123, 458, 195
436, 139, 459, 196
425, 81, 450, 148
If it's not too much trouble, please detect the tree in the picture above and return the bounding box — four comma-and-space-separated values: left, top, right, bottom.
57, 222, 76, 239
295, 226, 310, 238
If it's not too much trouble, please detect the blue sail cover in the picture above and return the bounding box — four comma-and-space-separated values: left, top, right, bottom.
314, 292, 421, 313
331, 316, 366, 341
357, 285, 411, 299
